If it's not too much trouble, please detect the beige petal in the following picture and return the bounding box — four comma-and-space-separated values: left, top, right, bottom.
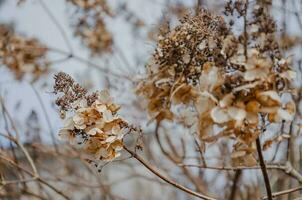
87, 127, 102, 135
195, 96, 212, 114
95, 104, 107, 113
257, 91, 281, 106
105, 136, 117, 143
73, 114, 84, 124
231, 150, 246, 158
244, 68, 269, 81
227, 107, 247, 121
103, 109, 114, 122
199, 66, 219, 92
210, 107, 230, 123
259, 106, 279, 113
219, 93, 234, 108
246, 112, 258, 124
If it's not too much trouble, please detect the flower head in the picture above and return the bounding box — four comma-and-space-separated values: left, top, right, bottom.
54, 72, 131, 162
0, 24, 49, 82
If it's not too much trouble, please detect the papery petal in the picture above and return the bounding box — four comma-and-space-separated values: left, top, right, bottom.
74, 123, 86, 130
233, 81, 260, 92
227, 107, 246, 121
105, 136, 116, 143
219, 93, 234, 108
73, 114, 84, 124
199, 66, 219, 92
103, 109, 114, 122
244, 68, 269, 81
195, 96, 213, 114
257, 91, 281, 106
111, 125, 121, 136
200, 91, 218, 103
246, 112, 258, 124
210, 107, 230, 123
259, 106, 279, 113
87, 127, 102, 135
231, 150, 246, 158
95, 104, 107, 113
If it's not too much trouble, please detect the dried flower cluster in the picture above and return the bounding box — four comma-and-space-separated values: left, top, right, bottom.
67, 0, 113, 55
54, 72, 129, 162
137, 7, 296, 166
137, 9, 229, 121
0, 25, 49, 81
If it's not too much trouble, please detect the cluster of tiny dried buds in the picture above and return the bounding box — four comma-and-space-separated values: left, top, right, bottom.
0, 24, 49, 82
54, 72, 132, 163
137, 9, 229, 121
137, 5, 296, 166
67, 0, 113, 55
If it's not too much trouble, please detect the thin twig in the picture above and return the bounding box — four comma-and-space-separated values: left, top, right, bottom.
124, 146, 217, 200
154, 122, 206, 193
243, 0, 249, 60
196, 0, 203, 14
0, 154, 70, 200
256, 137, 273, 200
262, 185, 302, 200
179, 162, 302, 184
0, 99, 39, 178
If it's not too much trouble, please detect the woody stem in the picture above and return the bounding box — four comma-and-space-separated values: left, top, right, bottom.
256, 137, 273, 200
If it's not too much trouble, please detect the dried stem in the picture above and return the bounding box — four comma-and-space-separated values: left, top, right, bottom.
243, 0, 249, 60
228, 170, 242, 200
262, 185, 302, 200
256, 137, 273, 200
0, 154, 70, 200
124, 146, 217, 200
154, 122, 206, 193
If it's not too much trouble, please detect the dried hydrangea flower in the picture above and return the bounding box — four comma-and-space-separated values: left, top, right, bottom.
67, 0, 113, 55
137, 6, 296, 166
54, 72, 130, 162
137, 9, 229, 122
0, 24, 49, 82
